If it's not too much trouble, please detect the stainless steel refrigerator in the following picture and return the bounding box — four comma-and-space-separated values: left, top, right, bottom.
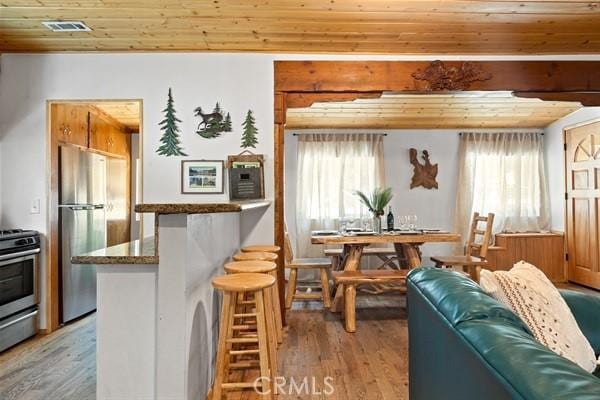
59, 145, 107, 323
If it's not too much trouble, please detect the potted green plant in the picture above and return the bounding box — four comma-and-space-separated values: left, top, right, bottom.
354, 187, 393, 234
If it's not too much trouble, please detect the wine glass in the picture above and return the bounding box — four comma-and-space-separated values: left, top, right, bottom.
339, 218, 348, 234
362, 217, 372, 232
408, 215, 418, 231
346, 216, 356, 230
398, 215, 408, 230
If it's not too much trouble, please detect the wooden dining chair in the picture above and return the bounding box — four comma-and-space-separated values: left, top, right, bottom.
284, 227, 332, 309
430, 212, 495, 282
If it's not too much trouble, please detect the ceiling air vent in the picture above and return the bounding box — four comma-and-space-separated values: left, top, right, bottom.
42, 21, 91, 32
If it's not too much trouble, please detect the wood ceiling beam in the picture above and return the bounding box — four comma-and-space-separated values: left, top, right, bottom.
275, 61, 600, 93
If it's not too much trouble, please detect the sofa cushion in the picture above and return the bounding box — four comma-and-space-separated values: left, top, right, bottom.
561, 289, 600, 356
459, 320, 600, 400
480, 261, 598, 373
407, 268, 528, 330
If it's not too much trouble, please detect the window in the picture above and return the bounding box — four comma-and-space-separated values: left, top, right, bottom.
456, 132, 550, 241
295, 133, 385, 257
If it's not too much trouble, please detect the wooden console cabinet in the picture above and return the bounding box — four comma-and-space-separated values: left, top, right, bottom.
485, 232, 566, 282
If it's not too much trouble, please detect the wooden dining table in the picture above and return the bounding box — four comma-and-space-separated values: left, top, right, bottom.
311, 232, 461, 312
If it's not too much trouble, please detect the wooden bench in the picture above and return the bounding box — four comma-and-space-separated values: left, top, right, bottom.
332, 270, 408, 332
324, 247, 399, 270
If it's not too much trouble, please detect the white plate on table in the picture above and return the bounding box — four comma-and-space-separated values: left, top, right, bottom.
312, 230, 339, 236
346, 228, 364, 233
422, 229, 450, 234
353, 231, 376, 236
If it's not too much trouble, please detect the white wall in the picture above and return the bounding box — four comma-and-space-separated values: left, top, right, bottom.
383, 130, 461, 262
544, 107, 600, 232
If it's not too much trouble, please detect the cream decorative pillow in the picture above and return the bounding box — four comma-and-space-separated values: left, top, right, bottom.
479, 261, 598, 373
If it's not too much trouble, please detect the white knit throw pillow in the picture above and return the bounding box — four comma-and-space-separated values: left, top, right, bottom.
479, 261, 598, 373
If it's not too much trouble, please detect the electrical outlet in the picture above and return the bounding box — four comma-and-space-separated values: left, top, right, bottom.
30, 199, 40, 214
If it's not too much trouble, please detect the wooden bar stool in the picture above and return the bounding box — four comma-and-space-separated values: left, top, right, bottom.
211, 273, 277, 400
232, 251, 278, 262
224, 260, 283, 344
240, 245, 281, 254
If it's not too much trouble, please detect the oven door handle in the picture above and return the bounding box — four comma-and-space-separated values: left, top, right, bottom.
0, 248, 40, 261
0, 309, 38, 330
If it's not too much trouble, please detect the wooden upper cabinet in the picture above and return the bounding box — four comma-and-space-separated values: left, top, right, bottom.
109, 124, 131, 157
89, 111, 130, 157
51, 104, 88, 147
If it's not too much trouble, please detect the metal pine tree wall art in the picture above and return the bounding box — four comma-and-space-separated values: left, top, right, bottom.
156, 88, 187, 157
194, 102, 233, 139
241, 110, 259, 149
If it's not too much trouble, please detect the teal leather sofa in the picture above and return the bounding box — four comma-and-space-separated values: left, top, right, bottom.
407, 268, 600, 400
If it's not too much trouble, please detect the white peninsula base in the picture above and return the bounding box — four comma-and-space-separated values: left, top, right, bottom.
94, 211, 242, 400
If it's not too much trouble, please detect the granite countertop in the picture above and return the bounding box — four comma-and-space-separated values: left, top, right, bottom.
135, 200, 271, 214
72, 237, 158, 265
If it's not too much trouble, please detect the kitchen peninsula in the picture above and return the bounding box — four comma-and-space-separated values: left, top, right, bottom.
72, 201, 271, 400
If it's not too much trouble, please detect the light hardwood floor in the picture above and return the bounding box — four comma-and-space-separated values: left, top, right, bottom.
0, 313, 96, 400
0, 295, 408, 400
0, 283, 597, 400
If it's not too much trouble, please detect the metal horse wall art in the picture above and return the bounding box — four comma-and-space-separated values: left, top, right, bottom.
409, 148, 438, 189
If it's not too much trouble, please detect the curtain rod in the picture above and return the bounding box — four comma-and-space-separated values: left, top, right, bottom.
292, 133, 387, 136
458, 132, 544, 136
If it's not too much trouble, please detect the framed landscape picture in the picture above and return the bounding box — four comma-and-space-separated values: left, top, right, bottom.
181, 160, 224, 194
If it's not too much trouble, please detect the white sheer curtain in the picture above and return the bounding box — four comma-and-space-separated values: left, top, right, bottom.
295, 133, 385, 257
455, 132, 551, 248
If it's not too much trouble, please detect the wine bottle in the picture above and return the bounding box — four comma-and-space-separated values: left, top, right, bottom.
387, 206, 394, 231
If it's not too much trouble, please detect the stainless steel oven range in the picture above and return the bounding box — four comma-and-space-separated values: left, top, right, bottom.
0, 229, 40, 352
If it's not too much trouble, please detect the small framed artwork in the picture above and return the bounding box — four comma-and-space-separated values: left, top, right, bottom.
181, 160, 224, 194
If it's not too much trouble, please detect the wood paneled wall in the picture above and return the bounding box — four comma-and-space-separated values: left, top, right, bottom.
486, 233, 566, 282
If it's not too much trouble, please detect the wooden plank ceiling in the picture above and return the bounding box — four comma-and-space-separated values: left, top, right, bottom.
2, 1, 600, 53
285, 92, 582, 129
92, 101, 140, 131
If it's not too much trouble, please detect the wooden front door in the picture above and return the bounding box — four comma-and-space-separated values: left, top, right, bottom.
566, 120, 600, 289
